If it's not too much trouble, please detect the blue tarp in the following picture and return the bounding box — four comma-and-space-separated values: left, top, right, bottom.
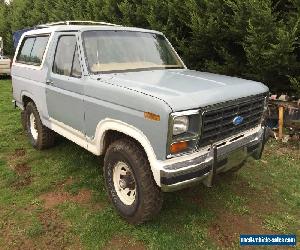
13, 27, 34, 48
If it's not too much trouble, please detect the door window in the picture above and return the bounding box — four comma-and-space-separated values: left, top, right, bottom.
53, 35, 82, 78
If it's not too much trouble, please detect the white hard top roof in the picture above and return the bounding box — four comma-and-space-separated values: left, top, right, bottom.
23, 24, 163, 36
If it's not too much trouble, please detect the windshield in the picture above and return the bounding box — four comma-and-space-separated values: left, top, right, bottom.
82, 30, 184, 73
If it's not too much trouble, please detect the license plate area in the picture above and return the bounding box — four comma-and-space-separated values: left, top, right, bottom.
217, 147, 247, 171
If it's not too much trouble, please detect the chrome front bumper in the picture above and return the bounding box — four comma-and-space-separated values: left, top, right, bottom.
160, 126, 265, 192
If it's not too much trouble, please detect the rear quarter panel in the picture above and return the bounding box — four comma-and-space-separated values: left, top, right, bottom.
11, 32, 54, 122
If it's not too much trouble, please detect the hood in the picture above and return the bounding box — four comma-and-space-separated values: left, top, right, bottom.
98, 69, 269, 111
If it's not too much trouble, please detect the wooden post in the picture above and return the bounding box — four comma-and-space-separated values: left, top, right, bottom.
278, 106, 284, 139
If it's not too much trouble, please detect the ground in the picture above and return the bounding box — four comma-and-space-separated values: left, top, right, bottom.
0, 79, 299, 249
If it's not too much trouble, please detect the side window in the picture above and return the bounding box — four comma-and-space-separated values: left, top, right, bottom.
53, 35, 82, 78
16, 37, 35, 63
16, 35, 49, 65
30, 36, 49, 65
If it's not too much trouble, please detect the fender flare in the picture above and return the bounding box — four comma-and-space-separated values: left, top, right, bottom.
20, 90, 36, 109
20, 90, 46, 121
88, 119, 161, 185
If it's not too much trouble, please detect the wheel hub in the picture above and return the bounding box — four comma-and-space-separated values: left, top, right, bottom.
119, 179, 127, 189
113, 162, 136, 205
29, 113, 38, 140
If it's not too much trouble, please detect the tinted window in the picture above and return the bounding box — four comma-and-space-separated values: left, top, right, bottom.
53, 35, 81, 77
16, 35, 49, 65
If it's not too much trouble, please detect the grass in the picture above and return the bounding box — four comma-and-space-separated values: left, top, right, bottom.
0, 79, 299, 249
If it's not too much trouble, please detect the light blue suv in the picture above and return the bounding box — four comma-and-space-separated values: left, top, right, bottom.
11, 21, 269, 224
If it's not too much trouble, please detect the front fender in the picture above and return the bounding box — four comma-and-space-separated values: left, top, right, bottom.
87, 118, 162, 186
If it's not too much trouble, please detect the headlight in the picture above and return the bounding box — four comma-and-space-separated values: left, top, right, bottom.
173, 116, 189, 135
167, 110, 202, 158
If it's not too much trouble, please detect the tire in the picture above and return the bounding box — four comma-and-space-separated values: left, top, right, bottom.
21, 110, 27, 131
104, 138, 163, 224
25, 102, 55, 150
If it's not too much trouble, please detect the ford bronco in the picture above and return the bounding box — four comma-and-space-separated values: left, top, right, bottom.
11, 21, 269, 224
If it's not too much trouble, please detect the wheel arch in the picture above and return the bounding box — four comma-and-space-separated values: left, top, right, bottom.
21, 91, 36, 109
22, 95, 33, 108
92, 119, 161, 186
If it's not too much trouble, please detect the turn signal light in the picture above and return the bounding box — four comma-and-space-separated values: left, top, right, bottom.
144, 112, 160, 121
170, 141, 188, 154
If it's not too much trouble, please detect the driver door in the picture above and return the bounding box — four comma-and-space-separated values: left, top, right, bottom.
46, 33, 85, 134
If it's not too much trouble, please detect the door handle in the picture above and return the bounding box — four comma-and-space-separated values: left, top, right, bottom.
46, 80, 54, 86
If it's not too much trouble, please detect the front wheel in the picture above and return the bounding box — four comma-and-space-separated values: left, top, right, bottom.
104, 138, 163, 224
25, 102, 55, 150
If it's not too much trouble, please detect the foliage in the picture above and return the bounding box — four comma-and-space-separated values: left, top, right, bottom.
289, 76, 300, 96
0, 0, 299, 94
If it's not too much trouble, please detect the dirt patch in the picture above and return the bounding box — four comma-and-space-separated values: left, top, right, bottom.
39, 189, 93, 209
38, 210, 69, 241
71, 189, 92, 203
209, 210, 274, 248
19, 209, 78, 250
104, 236, 146, 250
14, 163, 31, 175
10, 163, 32, 190
55, 176, 75, 188
0, 221, 35, 250
7, 148, 27, 169
11, 175, 32, 190
39, 210, 84, 249
0, 210, 82, 250
13, 148, 26, 157
39, 192, 70, 209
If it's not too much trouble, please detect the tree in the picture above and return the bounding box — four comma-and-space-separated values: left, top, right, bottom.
0, 0, 299, 95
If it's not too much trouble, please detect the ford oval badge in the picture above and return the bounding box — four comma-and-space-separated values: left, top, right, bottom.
233, 116, 244, 126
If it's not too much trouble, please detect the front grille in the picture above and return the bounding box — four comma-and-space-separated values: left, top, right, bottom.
198, 93, 266, 147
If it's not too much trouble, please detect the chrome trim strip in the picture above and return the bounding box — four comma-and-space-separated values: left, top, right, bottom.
171, 109, 200, 117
